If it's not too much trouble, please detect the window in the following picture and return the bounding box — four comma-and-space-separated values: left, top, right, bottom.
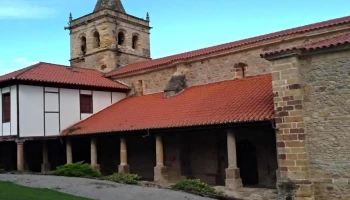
93, 31, 100, 48
81, 36, 87, 55
118, 32, 125, 45
2, 93, 10, 123
132, 35, 139, 49
80, 94, 93, 114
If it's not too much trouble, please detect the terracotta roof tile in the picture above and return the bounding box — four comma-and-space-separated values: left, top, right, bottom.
261, 33, 350, 57
0, 62, 128, 89
62, 74, 274, 135
106, 15, 350, 77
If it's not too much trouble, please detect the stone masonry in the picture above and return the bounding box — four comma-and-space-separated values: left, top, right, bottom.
270, 56, 314, 200
68, 9, 151, 72
299, 50, 350, 200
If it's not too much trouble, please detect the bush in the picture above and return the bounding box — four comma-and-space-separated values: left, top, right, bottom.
52, 161, 101, 178
171, 179, 223, 196
0, 168, 5, 174
105, 173, 141, 185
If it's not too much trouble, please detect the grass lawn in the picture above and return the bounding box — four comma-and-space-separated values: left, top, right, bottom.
0, 181, 92, 200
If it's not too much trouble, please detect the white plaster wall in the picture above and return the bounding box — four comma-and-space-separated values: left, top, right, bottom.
2, 123, 10, 136
81, 113, 93, 120
19, 85, 44, 137
60, 89, 80, 131
112, 92, 126, 104
93, 91, 111, 113
45, 113, 59, 136
10, 85, 17, 135
45, 93, 59, 112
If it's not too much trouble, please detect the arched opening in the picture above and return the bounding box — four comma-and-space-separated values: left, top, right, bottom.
80, 36, 87, 55
118, 32, 125, 46
93, 31, 100, 48
132, 35, 139, 49
237, 140, 259, 186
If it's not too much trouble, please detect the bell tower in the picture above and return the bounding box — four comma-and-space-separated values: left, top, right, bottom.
66, 0, 151, 72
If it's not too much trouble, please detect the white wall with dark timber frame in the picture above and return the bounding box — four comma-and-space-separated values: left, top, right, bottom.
14, 85, 126, 137
0, 86, 18, 136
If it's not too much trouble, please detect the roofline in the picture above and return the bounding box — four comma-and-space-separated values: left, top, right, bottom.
106, 15, 350, 78
0, 62, 130, 90
62, 119, 274, 136
262, 42, 350, 61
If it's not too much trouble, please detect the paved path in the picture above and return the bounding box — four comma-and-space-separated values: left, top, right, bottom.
0, 174, 213, 200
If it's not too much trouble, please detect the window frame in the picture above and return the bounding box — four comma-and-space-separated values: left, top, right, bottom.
80, 94, 93, 114
2, 93, 10, 123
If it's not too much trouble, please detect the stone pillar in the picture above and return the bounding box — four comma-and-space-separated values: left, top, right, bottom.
66, 138, 73, 164
16, 141, 24, 171
225, 130, 243, 190
154, 135, 168, 183
91, 137, 100, 171
268, 56, 314, 200
118, 137, 130, 173
41, 141, 51, 173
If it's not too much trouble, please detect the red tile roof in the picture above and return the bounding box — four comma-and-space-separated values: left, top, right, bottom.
106, 15, 350, 77
261, 33, 350, 57
62, 74, 274, 135
0, 62, 128, 89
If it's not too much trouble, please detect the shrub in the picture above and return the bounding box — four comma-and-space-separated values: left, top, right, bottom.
52, 161, 101, 178
171, 179, 223, 196
105, 173, 141, 185
0, 168, 5, 174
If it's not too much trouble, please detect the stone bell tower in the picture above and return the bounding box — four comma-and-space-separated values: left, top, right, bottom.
66, 0, 151, 72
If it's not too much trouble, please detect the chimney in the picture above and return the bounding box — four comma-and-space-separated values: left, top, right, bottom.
133, 80, 144, 96
164, 72, 187, 98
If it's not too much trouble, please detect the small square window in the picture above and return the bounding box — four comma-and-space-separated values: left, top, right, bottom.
80, 94, 93, 114
2, 93, 10, 123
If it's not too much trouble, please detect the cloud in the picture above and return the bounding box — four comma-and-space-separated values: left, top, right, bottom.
0, 0, 56, 19
13, 58, 39, 66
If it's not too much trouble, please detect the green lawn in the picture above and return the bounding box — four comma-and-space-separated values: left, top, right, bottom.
0, 181, 92, 200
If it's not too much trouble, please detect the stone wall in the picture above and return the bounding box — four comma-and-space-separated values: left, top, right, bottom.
299, 50, 350, 199
116, 28, 350, 95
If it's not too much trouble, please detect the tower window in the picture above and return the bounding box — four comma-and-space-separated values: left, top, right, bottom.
132, 35, 139, 49
118, 32, 125, 46
80, 36, 87, 55
93, 31, 100, 48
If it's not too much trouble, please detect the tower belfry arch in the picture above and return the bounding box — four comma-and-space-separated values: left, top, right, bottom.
66, 0, 151, 72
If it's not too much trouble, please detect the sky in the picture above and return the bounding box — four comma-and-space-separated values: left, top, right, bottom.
0, 0, 349, 75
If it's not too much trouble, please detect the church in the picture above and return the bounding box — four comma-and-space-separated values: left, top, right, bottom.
0, 0, 349, 199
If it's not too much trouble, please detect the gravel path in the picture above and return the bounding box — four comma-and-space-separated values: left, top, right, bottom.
0, 174, 213, 200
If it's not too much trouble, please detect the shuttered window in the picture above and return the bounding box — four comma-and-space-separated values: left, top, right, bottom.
80, 94, 93, 114
2, 93, 10, 123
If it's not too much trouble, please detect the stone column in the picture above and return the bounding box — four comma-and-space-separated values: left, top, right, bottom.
41, 141, 51, 173
91, 137, 100, 171
225, 130, 243, 190
118, 137, 130, 173
16, 141, 24, 171
154, 135, 168, 183
66, 138, 73, 164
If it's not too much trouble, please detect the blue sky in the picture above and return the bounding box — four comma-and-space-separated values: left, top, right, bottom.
0, 0, 349, 75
